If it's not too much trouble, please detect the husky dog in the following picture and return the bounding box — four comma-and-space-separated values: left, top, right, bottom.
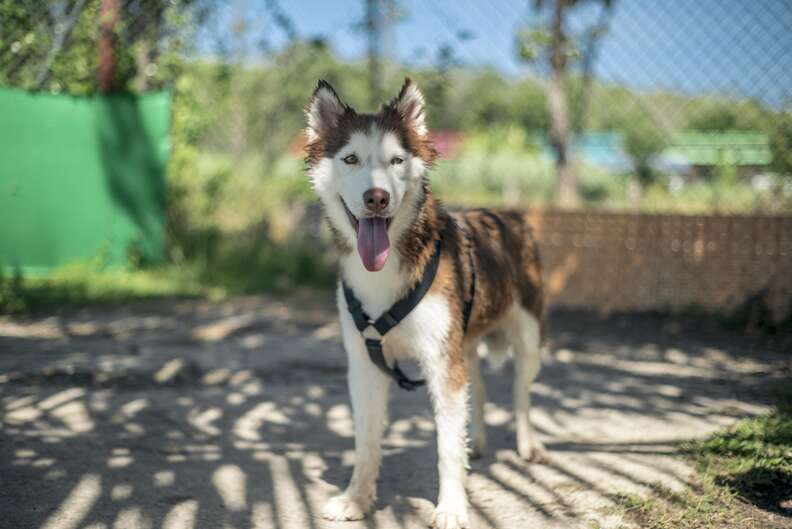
305, 78, 545, 529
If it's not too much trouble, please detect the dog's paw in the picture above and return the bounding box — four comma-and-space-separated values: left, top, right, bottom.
432, 504, 470, 529
322, 494, 369, 521
517, 438, 548, 463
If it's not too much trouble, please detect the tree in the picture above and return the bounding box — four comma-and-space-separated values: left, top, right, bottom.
686, 100, 768, 132
0, 0, 199, 95
364, 0, 384, 106
768, 110, 792, 177
623, 116, 666, 204
573, 0, 614, 135
359, 0, 403, 107
98, 0, 120, 91
519, 0, 614, 209
545, 0, 577, 208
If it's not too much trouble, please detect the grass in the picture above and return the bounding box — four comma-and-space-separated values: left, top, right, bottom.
612, 379, 792, 529
687, 382, 792, 514
612, 484, 754, 529
0, 263, 207, 314
0, 237, 337, 315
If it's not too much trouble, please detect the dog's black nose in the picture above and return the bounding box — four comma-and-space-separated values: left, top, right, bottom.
363, 188, 390, 213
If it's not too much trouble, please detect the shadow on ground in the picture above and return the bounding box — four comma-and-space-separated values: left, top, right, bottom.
1, 295, 789, 529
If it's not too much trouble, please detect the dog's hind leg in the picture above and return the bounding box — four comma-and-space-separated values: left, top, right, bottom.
508, 307, 547, 462
465, 340, 487, 459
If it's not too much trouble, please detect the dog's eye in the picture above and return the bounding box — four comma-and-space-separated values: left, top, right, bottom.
342, 154, 359, 165
390, 156, 404, 165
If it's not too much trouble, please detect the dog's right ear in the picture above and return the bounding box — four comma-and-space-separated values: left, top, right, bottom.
306, 80, 348, 142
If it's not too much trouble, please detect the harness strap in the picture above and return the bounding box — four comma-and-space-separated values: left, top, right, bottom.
344, 239, 443, 337
364, 339, 424, 391
342, 229, 476, 392
342, 239, 442, 391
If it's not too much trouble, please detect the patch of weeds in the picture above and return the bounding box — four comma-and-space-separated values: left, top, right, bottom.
611, 480, 775, 529
612, 379, 792, 528
684, 379, 792, 517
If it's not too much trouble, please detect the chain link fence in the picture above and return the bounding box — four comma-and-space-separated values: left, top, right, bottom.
2, 1, 792, 318
3, 1, 790, 183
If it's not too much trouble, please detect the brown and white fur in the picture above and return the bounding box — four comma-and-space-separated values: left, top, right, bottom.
305, 78, 546, 529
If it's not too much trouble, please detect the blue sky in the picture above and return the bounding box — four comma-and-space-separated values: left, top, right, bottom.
201, 0, 792, 107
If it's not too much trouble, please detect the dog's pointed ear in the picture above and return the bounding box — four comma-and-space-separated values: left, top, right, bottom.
390, 77, 427, 137
306, 80, 348, 141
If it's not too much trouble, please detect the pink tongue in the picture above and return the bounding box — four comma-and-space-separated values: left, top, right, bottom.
357, 217, 390, 271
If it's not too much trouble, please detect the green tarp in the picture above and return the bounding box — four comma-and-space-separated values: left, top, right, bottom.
0, 88, 170, 274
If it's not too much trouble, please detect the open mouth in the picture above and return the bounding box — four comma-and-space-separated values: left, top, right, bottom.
340, 196, 392, 272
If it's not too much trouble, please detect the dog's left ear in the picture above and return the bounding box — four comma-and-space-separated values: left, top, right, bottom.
390, 77, 427, 137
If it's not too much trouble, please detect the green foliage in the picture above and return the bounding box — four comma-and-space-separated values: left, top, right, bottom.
639, 177, 788, 214
688, 379, 792, 472
406, 68, 549, 132
431, 131, 621, 208
1, 0, 101, 94
623, 117, 667, 186
0, 0, 191, 94
686, 99, 769, 132
163, 149, 335, 302
516, 26, 553, 63
0, 268, 26, 313
768, 111, 792, 175
693, 415, 792, 471
194, 235, 336, 296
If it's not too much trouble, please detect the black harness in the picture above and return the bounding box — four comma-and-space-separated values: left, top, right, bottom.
342, 227, 476, 391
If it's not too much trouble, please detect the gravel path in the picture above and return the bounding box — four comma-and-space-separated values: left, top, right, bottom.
0, 294, 787, 529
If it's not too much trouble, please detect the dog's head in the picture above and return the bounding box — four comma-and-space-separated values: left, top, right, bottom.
305, 78, 437, 272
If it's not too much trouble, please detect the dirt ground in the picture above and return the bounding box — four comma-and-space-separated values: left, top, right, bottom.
1, 294, 789, 529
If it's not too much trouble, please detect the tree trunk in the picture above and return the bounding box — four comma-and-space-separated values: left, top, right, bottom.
98, 0, 119, 92
134, 40, 150, 93
547, 0, 580, 208
574, 2, 614, 135
366, 0, 383, 107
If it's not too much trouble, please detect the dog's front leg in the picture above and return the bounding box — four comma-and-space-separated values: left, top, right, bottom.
425, 337, 470, 529
322, 310, 390, 521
